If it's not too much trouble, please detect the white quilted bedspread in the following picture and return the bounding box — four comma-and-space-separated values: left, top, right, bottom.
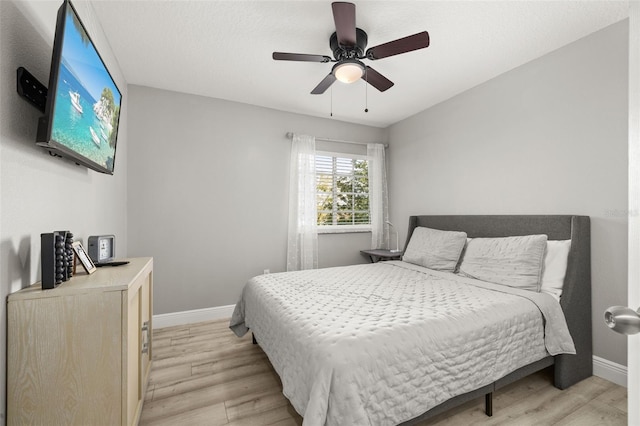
230, 261, 575, 426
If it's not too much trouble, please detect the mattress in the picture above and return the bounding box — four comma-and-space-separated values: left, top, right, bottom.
230, 261, 575, 426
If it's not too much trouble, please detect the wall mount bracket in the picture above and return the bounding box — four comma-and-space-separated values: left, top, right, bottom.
17, 67, 47, 113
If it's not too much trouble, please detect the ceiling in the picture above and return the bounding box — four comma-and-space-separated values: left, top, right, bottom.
88, 1, 629, 128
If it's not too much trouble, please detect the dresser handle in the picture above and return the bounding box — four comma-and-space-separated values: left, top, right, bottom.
141, 320, 150, 354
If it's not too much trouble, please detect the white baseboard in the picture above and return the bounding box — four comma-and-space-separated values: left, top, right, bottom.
152, 308, 630, 388
593, 355, 627, 387
153, 305, 235, 329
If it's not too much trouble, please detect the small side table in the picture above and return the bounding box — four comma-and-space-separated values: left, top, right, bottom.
360, 249, 403, 263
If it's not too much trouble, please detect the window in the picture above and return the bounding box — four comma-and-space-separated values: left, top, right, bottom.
315, 152, 370, 232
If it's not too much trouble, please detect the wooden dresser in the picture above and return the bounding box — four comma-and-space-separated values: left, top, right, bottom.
7, 257, 153, 426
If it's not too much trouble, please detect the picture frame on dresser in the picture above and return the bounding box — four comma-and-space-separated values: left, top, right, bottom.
72, 241, 97, 274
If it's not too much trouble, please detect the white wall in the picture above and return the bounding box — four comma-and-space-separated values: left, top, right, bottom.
388, 21, 629, 366
0, 1, 128, 420
127, 85, 385, 315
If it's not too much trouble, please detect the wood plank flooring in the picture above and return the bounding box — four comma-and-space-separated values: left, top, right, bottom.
141, 319, 627, 426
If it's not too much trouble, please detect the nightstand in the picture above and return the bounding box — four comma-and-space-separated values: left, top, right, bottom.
360, 249, 403, 263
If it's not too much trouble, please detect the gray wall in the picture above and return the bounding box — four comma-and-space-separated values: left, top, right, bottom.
127, 85, 385, 315
388, 21, 629, 366
0, 0, 129, 420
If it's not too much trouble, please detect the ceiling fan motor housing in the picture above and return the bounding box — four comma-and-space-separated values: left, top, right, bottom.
272, 1, 429, 94
330, 28, 368, 60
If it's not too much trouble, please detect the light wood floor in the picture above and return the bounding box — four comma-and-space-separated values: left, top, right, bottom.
141, 319, 627, 426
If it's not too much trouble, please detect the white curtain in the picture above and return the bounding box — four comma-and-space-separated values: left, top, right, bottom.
368, 143, 389, 249
287, 134, 318, 271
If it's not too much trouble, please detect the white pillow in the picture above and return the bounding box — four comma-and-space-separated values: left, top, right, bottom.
402, 227, 467, 272
540, 240, 571, 301
459, 235, 548, 291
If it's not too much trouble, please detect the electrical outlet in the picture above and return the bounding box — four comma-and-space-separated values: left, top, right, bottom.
263, 269, 270, 275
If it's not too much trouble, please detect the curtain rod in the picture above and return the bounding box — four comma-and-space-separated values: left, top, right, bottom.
285, 132, 388, 148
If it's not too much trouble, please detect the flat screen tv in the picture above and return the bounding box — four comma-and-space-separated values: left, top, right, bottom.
36, 0, 121, 175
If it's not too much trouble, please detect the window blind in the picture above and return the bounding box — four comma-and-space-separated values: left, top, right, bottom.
316, 151, 370, 227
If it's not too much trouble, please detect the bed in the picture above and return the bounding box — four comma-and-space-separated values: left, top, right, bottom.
230, 215, 592, 425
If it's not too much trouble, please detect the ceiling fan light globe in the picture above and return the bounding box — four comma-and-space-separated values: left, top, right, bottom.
334, 62, 364, 84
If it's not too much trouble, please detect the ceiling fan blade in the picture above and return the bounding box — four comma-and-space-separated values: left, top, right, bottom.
332, 2, 356, 46
311, 73, 337, 95
273, 52, 332, 63
366, 31, 430, 60
365, 66, 394, 92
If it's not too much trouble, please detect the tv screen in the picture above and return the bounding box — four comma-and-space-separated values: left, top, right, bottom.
37, 0, 121, 175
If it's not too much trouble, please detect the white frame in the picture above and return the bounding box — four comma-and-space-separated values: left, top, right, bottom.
73, 241, 97, 274
628, 1, 639, 422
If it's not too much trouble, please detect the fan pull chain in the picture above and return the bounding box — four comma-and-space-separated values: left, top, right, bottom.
364, 70, 369, 113
330, 85, 333, 117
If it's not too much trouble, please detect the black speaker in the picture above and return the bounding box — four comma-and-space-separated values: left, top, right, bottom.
40, 233, 58, 289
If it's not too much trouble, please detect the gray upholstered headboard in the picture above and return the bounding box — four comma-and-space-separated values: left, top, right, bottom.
405, 215, 592, 389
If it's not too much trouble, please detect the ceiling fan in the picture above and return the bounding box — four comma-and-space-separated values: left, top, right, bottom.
272, 2, 430, 95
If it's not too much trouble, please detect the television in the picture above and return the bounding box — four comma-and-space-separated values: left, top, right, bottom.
36, 0, 122, 175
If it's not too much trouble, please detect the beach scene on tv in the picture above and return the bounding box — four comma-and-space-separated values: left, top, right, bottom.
51, 5, 121, 172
